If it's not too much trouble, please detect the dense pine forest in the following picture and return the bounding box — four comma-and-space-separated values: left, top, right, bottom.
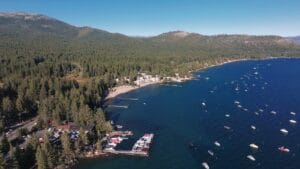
0, 12, 300, 168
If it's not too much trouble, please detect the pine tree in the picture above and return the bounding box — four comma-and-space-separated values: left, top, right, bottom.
61, 132, 74, 164
79, 127, 88, 145
0, 153, 6, 169
36, 146, 47, 169
0, 119, 4, 135
42, 134, 57, 169
96, 139, 102, 152
39, 83, 47, 101
2, 97, 13, 114
0, 135, 10, 155
15, 96, 24, 113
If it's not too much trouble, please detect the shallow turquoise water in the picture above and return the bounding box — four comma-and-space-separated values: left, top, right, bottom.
76, 58, 300, 169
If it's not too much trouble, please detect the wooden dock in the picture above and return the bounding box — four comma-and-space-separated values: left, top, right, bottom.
117, 97, 139, 101
103, 149, 148, 157
107, 105, 129, 108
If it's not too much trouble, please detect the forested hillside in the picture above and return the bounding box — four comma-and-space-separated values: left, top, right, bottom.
0, 12, 300, 168
1, 12, 300, 131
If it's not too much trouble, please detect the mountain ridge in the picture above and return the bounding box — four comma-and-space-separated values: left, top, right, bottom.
0, 12, 298, 39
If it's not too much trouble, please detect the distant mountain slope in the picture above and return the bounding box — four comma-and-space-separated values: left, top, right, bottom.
288, 36, 300, 44
0, 12, 78, 38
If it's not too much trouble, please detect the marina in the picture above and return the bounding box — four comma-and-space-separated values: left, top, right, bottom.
103, 132, 154, 157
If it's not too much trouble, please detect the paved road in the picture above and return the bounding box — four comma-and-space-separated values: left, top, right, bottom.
2, 117, 37, 142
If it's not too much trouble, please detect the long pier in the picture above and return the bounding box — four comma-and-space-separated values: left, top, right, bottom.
103, 149, 148, 156
107, 105, 129, 108
117, 97, 139, 101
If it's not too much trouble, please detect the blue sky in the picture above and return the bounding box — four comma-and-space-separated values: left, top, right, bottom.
0, 0, 299, 36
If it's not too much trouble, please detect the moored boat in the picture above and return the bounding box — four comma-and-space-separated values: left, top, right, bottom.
201, 162, 210, 169
249, 143, 259, 149
280, 128, 288, 135
208, 150, 214, 156
214, 141, 221, 147
289, 119, 297, 124
278, 146, 290, 153
247, 155, 256, 161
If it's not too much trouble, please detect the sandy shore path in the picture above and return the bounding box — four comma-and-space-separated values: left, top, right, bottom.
105, 81, 163, 100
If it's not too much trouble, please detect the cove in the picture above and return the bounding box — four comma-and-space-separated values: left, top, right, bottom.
76, 58, 300, 169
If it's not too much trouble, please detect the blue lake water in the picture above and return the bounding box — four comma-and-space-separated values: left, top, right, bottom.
76, 58, 300, 169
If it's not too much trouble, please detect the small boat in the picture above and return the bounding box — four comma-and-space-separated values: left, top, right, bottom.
249, 143, 259, 150
116, 125, 123, 129
235, 83, 239, 91
202, 102, 206, 106
189, 142, 194, 148
254, 72, 258, 75
251, 125, 256, 130
280, 128, 289, 135
225, 114, 230, 117
224, 126, 231, 130
247, 155, 256, 161
259, 109, 264, 112
270, 111, 277, 115
234, 101, 240, 104
208, 150, 214, 156
214, 141, 221, 147
237, 105, 242, 108
278, 146, 290, 153
289, 119, 297, 124
143, 102, 146, 105
290, 112, 296, 116
202, 162, 210, 169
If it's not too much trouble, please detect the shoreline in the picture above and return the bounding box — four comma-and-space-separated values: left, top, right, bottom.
104, 56, 297, 100
104, 58, 246, 100
105, 77, 192, 100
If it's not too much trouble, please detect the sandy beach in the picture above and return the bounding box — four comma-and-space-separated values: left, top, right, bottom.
105, 81, 162, 100
105, 77, 193, 100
